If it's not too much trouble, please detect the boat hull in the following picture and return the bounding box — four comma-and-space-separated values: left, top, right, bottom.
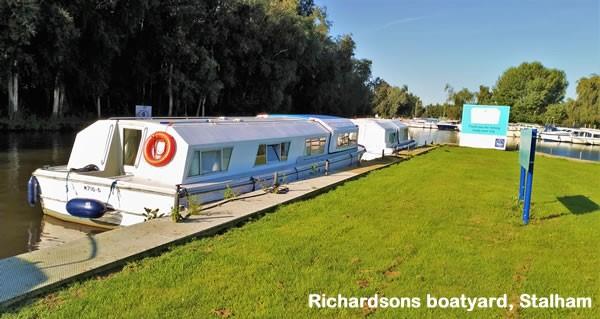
34, 150, 363, 227
436, 124, 459, 131
539, 133, 572, 143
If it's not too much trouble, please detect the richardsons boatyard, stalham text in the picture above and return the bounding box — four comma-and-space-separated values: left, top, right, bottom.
308, 294, 591, 311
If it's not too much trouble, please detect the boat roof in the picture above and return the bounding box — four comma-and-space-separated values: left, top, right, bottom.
258, 114, 358, 133
173, 119, 329, 146
351, 118, 398, 130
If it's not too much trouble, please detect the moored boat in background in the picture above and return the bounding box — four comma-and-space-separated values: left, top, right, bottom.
351, 118, 416, 160
404, 118, 439, 129
571, 129, 600, 145
539, 126, 574, 143
436, 120, 460, 131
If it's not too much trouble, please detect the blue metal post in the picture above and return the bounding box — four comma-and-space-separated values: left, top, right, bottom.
522, 167, 534, 225
519, 167, 526, 201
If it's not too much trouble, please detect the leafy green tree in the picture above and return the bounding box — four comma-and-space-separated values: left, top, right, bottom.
422, 103, 446, 118
569, 75, 600, 126
0, 0, 40, 119
542, 103, 568, 125
372, 80, 422, 118
35, 1, 79, 117
493, 62, 568, 122
443, 84, 474, 119
476, 85, 493, 105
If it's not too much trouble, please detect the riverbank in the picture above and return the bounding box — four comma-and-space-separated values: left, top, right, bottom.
3, 146, 600, 318
0, 115, 92, 131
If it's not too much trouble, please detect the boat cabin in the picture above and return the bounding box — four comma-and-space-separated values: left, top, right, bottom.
32, 116, 364, 227
350, 118, 415, 160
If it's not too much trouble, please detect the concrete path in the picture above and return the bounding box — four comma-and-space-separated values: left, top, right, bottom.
0, 147, 436, 308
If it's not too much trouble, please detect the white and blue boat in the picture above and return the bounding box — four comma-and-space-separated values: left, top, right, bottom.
28, 116, 364, 228
350, 118, 416, 160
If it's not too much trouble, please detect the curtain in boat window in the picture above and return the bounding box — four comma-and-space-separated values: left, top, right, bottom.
223, 147, 232, 169
256, 142, 290, 165
336, 132, 357, 149
188, 152, 201, 176
305, 137, 326, 155
188, 147, 233, 176
202, 150, 221, 174
280, 142, 290, 161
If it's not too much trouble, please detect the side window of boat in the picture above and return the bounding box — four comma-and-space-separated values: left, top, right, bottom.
305, 137, 326, 155
255, 144, 267, 165
387, 131, 397, 144
123, 128, 142, 166
188, 147, 233, 176
256, 142, 291, 166
336, 132, 358, 148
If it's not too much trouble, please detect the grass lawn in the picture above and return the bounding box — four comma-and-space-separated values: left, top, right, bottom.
3, 146, 600, 318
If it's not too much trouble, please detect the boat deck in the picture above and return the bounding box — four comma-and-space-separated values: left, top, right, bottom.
0, 146, 437, 308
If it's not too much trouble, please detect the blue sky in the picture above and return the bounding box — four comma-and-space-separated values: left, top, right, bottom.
318, 0, 600, 105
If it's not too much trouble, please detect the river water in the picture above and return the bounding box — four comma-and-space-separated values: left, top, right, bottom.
0, 129, 599, 259
0, 132, 102, 259
410, 128, 600, 162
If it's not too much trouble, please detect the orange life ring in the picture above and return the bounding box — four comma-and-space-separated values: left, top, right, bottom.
143, 131, 176, 167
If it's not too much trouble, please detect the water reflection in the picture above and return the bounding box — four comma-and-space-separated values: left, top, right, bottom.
409, 128, 600, 162
0, 132, 103, 259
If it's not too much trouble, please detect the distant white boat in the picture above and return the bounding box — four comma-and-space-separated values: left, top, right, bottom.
436, 120, 460, 131
539, 127, 574, 143
405, 118, 439, 129
28, 116, 364, 228
350, 118, 416, 160
571, 129, 600, 145
508, 123, 543, 138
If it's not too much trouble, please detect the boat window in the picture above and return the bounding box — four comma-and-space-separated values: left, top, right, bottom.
188, 147, 233, 176
257, 142, 291, 165
202, 150, 221, 174
223, 148, 232, 169
336, 132, 358, 148
255, 144, 267, 165
305, 137, 326, 155
387, 131, 398, 144
280, 142, 290, 161
267, 144, 280, 162
123, 128, 142, 166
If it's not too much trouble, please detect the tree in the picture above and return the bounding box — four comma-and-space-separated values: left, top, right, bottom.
0, 0, 40, 119
476, 85, 493, 105
372, 80, 422, 118
493, 62, 568, 123
443, 85, 474, 119
36, 2, 79, 117
543, 103, 568, 125
570, 75, 600, 126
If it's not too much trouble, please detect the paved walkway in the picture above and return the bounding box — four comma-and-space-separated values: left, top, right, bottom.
0, 147, 436, 308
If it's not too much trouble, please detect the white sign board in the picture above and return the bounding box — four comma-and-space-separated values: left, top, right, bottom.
135, 105, 152, 118
459, 104, 511, 150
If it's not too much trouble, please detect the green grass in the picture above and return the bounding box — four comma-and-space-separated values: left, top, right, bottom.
3, 147, 600, 318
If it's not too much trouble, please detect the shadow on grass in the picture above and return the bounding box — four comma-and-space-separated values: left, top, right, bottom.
557, 195, 599, 215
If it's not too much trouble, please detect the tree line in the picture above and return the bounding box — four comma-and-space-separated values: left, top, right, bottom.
1, 0, 373, 122
1, 1, 598, 128
419, 62, 599, 127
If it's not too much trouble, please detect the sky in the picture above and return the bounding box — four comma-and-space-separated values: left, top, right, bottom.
317, 0, 600, 105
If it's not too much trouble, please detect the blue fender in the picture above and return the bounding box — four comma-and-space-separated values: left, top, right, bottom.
66, 198, 107, 219
27, 176, 40, 207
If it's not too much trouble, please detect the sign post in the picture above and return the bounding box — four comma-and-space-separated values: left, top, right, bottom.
459, 104, 511, 150
518, 128, 537, 224
135, 105, 152, 118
